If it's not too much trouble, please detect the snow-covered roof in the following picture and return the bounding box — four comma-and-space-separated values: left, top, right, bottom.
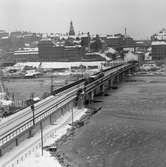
40, 38, 52, 41
151, 41, 166, 45
14, 48, 39, 55
40, 62, 103, 69
105, 47, 117, 54
152, 28, 166, 40
106, 36, 120, 39
1, 36, 9, 39
86, 52, 110, 61
0, 99, 13, 106
64, 45, 81, 48
14, 62, 40, 68
78, 34, 88, 38
147, 47, 152, 51
14, 62, 104, 69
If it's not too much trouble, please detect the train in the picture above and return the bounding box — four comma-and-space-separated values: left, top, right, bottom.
52, 62, 126, 96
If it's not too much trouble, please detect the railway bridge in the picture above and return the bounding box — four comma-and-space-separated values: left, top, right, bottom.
0, 62, 137, 158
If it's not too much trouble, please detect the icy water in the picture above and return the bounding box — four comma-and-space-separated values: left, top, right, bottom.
57, 75, 166, 167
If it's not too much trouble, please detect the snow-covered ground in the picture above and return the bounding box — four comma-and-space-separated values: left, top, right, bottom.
1, 107, 87, 167
17, 151, 62, 167
14, 61, 104, 69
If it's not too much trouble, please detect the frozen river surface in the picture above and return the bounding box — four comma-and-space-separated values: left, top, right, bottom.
57, 75, 166, 167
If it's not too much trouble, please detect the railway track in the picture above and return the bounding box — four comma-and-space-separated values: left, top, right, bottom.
0, 82, 84, 146
0, 62, 133, 147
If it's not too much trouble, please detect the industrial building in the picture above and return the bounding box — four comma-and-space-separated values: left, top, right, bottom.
151, 41, 166, 60
38, 39, 85, 62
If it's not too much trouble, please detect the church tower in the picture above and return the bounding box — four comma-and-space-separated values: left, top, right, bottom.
69, 21, 75, 36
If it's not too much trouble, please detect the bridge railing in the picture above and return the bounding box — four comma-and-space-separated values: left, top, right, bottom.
0, 81, 84, 147
85, 63, 131, 92
0, 62, 137, 148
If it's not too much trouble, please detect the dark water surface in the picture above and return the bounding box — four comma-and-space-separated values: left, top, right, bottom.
56, 75, 166, 167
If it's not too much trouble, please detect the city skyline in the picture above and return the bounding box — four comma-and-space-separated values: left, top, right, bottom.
0, 0, 166, 39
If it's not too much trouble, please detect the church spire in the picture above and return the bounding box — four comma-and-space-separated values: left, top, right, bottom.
69, 21, 75, 36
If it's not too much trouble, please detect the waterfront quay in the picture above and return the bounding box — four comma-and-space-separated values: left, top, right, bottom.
55, 74, 166, 167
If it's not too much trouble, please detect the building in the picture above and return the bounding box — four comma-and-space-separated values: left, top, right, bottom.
38, 39, 85, 62
151, 41, 166, 60
38, 38, 110, 62
0, 30, 9, 39
0, 48, 39, 64
151, 28, 166, 60
105, 33, 136, 50
151, 28, 166, 41
80, 32, 91, 50
13, 48, 39, 62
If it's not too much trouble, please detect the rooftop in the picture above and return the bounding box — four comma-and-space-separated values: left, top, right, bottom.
151, 41, 166, 45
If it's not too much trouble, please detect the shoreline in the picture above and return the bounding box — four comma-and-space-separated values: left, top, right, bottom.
48, 106, 102, 167
48, 73, 166, 167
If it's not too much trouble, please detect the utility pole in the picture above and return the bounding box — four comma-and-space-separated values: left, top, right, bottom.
71, 107, 74, 127
40, 122, 44, 156
30, 93, 35, 126
50, 75, 54, 94
81, 89, 85, 108
80, 64, 84, 79
71, 106, 74, 146
31, 104, 35, 126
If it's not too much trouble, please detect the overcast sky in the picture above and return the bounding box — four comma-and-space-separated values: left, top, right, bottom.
0, 0, 166, 39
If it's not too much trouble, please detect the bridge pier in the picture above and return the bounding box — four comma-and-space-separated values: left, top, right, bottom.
0, 63, 138, 158
28, 129, 33, 138
16, 138, 18, 146
75, 90, 85, 109
84, 91, 95, 104
0, 100, 76, 157
109, 78, 114, 89
122, 72, 126, 80
118, 74, 122, 83
120, 73, 124, 82
90, 91, 94, 102
108, 79, 113, 88
88, 92, 92, 104
94, 89, 97, 96
60, 108, 63, 115
117, 75, 121, 84
113, 76, 119, 86
78, 93, 84, 109
100, 84, 105, 95
94, 87, 101, 96
104, 80, 110, 90
50, 115, 52, 124
127, 68, 134, 76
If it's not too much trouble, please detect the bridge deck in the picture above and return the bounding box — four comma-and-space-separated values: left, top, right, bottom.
0, 62, 136, 149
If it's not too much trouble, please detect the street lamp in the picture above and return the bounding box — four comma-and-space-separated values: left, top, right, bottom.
81, 89, 85, 108
80, 64, 85, 79
30, 93, 35, 126
40, 122, 44, 156
30, 94, 43, 156
30, 104, 35, 126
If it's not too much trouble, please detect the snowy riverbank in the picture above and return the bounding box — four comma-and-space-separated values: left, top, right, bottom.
1, 108, 87, 167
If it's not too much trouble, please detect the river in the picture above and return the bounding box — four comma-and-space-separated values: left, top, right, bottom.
54, 74, 166, 167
